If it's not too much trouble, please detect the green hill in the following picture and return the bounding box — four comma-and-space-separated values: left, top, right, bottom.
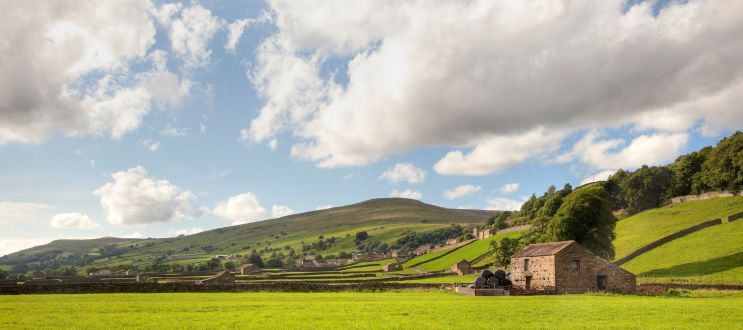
613, 196, 743, 260
404, 231, 524, 272
0, 198, 493, 271
622, 219, 743, 284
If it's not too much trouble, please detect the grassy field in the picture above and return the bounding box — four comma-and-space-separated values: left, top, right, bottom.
614, 196, 743, 259
624, 219, 743, 284
398, 274, 479, 283
411, 231, 524, 272
1, 291, 741, 329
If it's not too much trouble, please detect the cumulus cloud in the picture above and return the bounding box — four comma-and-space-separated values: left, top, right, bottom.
499, 183, 520, 194
443, 184, 481, 200
390, 189, 422, 200
379, 163, 426, 184
242, 0, 743, 172
316, 204, 333, 210
142, 139, 161, 152
225, 12, 270, 53
0, 1, 193, 145
155, 3, 224, 69
0, 202, 54, 225
557, 131, 688, 170
211, 192, 293, 225
580, 170, 618, 185
0, 238, 53, 257
486, 197, 525, 211
51, 212, 99, 229
95, 166, 195, 226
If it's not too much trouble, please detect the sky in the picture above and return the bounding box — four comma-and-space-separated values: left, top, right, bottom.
1, 0, 741, 256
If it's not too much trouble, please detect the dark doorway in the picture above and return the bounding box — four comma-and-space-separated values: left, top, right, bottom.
597, 276, 607, 291
525, 276, 532, 289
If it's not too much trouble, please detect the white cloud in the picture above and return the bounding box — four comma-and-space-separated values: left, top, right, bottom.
0, 1, 165, 144
443, 184, 481, 200
315, 204, 333, 210
211, 192, 293, 225
172, 227, 203, 236
557, 131, 688, 170
272, 205, 294, 218
486, 197, 525, 211
51, 212, 99, 229
95, 166, 195, 226
390, 189, 422, 200
499, 183, 520, 194
156, 3, 224, 69
243, 0, 743, 171
580, 170, 617, 185
225, 13, 270, 53
142, 139, 161, 152
268, 138, 278, 150
124, 232, 144, 239
0, 238, 53, 257
434, 128, 565, 175
379, 162, 426, 184
160, 126, 188, 137
0, 202, 55, 225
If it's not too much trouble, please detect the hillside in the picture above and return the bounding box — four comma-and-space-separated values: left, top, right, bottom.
622, 219, 743, 284
0, 198, 493, 271
403, 231, 525, 272
613, 196, 743, 260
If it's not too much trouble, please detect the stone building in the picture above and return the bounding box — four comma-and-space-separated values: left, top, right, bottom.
445, 239, 459, 246
136, 273, 148, 283
198, 270, 236, 285
31, 271, 47, 280
239, 264, 261, 275
510, 241, 635, 294
383, 263, 401, 272
472, 227, 495, 240
451, 260, 472, 275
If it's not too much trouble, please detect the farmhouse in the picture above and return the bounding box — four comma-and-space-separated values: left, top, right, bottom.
387, 249, 411, 259
510, 241, 636, 294
413, 244, 435, 256
89, 270, 112, 277
239, 264, 261, 275
383, 263, 401, 272
451, 260, 472, 275
445, 238, 459, 246
352, 252, 385, 261
198, 271, 235, 285
472, 227, 494, 240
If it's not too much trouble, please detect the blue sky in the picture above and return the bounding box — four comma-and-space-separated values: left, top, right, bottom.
0, 0, 741, 255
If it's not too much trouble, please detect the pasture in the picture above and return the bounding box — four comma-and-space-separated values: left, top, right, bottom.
0, 291, 740, 329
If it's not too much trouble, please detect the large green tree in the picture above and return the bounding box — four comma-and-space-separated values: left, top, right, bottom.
699, 131, 743, 191
545, 185, 617, 259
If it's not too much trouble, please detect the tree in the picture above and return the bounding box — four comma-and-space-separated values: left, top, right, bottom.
265, 257, 284, 268
0, 269, 8, 280
489, 237, 521, 267
699, 131, 743, 191
206, 258, 221, 270
247, 254, 264, 268
619, 166, 673, 214
223, 261, 236, 271
545, 185, 617, 259
669, 148, 709, 196
354, 231, 369, 244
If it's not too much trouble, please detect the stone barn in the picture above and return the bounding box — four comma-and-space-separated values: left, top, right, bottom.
31, 271, 48, 280
451, 260, 472, 275
136, 273, 148, 283
239, 263, 261, 275
198, 271, 236, 285
510, 241, 635, 294
383, 263, 401, 272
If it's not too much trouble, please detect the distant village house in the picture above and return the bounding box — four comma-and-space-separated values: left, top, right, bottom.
383, 263, 401, 272
472, 227, 494, 240
197, 271, 235, 285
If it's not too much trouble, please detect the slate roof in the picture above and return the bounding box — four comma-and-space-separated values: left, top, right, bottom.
511, 241, 575, 258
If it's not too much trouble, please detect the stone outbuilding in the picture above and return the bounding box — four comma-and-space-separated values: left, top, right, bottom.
383, 263, 401, 272
198, 271, 236, 285
510, 241, 636, 294
451, 260, 472, 275
31, 271, 48, 280
239, 264, 261, 275
473, 227, 495, 240
136, 273, 148, 283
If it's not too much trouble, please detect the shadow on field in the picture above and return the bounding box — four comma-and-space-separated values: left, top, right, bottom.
639, 252, 743, 277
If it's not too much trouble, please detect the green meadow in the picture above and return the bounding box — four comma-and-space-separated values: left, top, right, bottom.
1, 291, 741, 329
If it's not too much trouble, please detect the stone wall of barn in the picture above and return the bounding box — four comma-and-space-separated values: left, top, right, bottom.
553, 244, 635, 294
510, 255, 555, 290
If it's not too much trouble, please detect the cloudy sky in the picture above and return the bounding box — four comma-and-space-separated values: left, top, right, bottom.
1, 0, 741, 256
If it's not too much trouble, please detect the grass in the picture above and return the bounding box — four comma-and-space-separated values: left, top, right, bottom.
623, 219, 743, 284
0, 292, 741, 329
398, 274, 479, 283
412, 231, 524, 272
339, 259, 396, 272
613, 196, 743, 259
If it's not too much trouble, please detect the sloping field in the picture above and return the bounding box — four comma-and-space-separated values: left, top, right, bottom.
622, 219, 743, 284
614, 196, 743, 260
412, 231, 524, 272
1, 292, 740, 329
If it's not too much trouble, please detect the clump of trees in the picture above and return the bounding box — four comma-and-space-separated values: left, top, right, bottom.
395, 225, 464, 251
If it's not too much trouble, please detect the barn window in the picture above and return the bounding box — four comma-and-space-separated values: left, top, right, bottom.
524, 258, 530, 271
570, 257, 580, 271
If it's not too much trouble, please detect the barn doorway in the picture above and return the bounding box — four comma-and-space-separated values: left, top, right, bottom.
597, 275, 607, 291
525, 276, 532, 289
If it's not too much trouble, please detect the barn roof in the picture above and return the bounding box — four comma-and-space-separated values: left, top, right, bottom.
511, 241, 575, 258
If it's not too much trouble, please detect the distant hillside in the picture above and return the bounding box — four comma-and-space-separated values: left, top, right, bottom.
0, 198, 493, 272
